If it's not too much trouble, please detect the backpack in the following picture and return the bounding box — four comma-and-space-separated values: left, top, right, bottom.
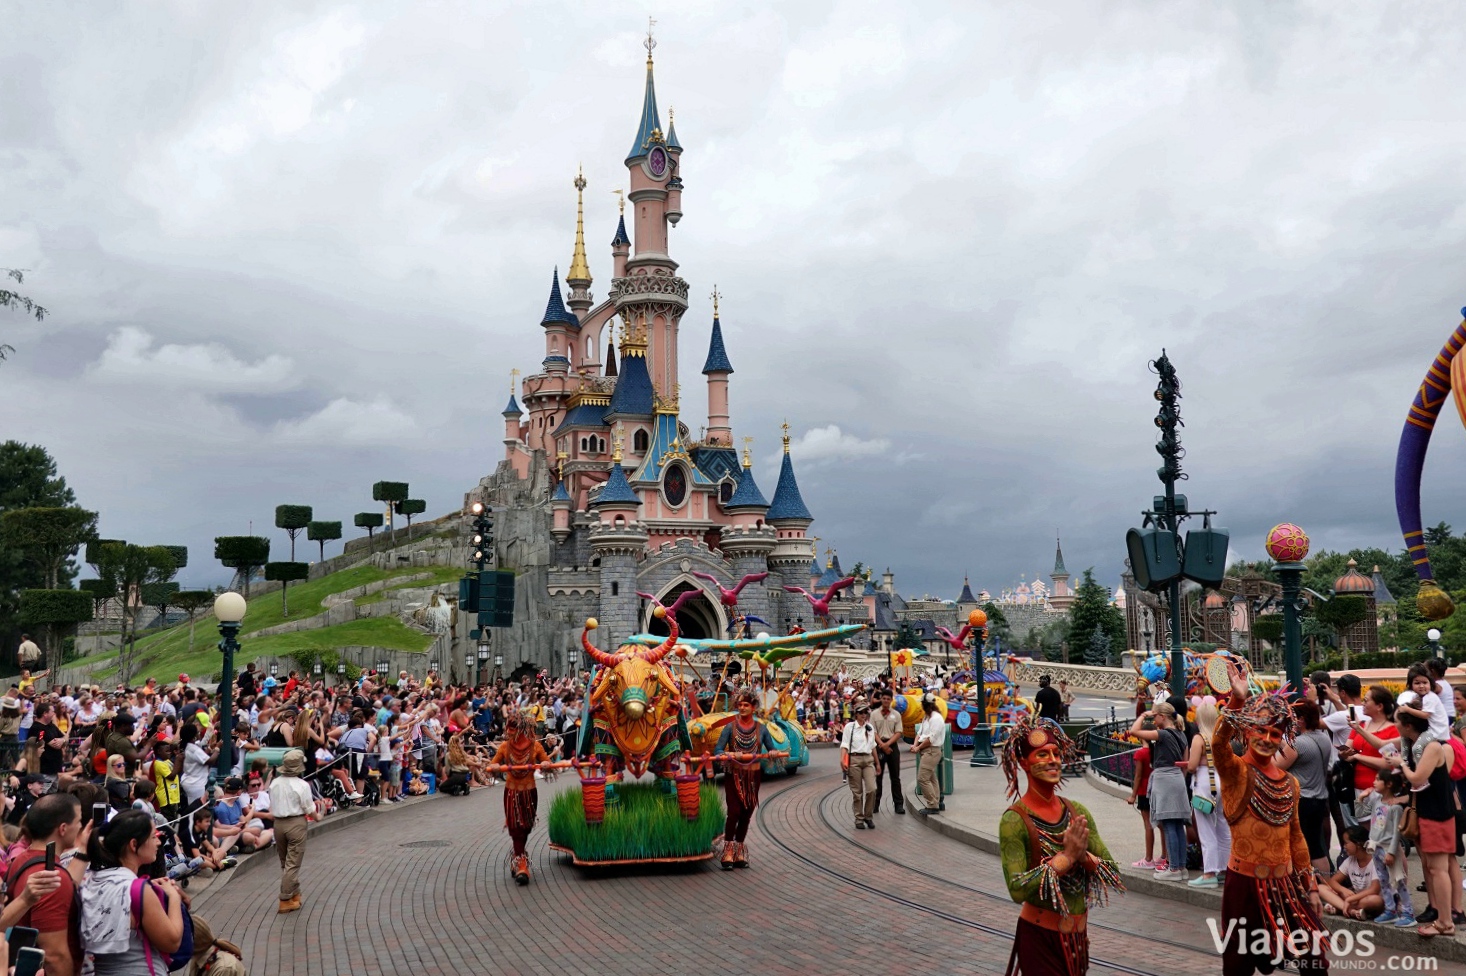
129, 877, 194, 973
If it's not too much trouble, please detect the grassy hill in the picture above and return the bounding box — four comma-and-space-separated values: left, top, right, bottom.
82, 563, 463, 685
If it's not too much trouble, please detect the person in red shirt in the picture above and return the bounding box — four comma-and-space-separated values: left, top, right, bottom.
283, 670, 301, 699
1126, 740, 1159, 869
1343, 685, 1402, 790
7, 793, 85, 976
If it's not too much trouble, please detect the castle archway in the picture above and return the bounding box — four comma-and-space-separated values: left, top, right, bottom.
641, 576, 726, 640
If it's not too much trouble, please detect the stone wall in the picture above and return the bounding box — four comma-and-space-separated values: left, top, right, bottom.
1010, 659, 1137, 695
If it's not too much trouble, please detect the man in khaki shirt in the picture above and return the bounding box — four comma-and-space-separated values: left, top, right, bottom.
870, 687, 906, 815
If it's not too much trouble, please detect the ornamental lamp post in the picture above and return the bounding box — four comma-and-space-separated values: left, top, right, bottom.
312, 660, 322, 677
478, 644, 490, 685
494, 652, 503, 681
1264, 523, 1310, 696
213, 591, 247, 783
1428, 628, 1443, 660
967, 608, 995, 767
268, 663, 278, 678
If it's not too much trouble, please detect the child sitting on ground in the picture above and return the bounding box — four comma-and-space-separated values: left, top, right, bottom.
1319, 825, 1383, 919
189, 809, 239, 873
1363, 768, 1413, 925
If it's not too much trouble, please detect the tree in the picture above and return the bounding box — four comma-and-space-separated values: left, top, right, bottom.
172, 590, 214, 658
0, 507, 97, 589
1, 269, 47, 363
264, 561, 309, 616
372, 481, 408, 530
1084, 623, 1112, 667
0, 442, 78, 657
307, 521, 342, 562
395, 499, 426, 527
18, 589, 91, 671
139, 581, 180, 629
1066, 568, 1125, 659
354, 512, 384, 545
78, 577, 115, 622
113, 545, 177, 685
1252, 615, 1284, 645
160, 546, 188, 571
981, 601, 1013, 646
275, 505, 313, 560
214, 536, 270, 597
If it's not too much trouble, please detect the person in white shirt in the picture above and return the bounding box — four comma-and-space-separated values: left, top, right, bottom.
268, 750, 314, 915
840, 699, 878, 830
912, 696, 947, 814
1398, 665, 1449, 742
1427, 659, 1456, 722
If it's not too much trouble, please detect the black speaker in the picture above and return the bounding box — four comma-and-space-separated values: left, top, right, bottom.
1126, 527, 1181, 592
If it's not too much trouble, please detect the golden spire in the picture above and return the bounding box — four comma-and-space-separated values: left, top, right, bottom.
613, 188, 625, 215
710, 284, 720, 318
556, 450, 568, 480
619, 312, 649, 356
781, 420, 791, 453
510, 368, 520, 395
567, 167, 591, 285
742, 436, 753, 469
612, 426, 624, 463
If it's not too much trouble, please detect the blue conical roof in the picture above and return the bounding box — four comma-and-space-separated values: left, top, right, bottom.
817, 562, 843, 590
540, 269, 577, 327
552, 480, 571, 502
666, 116, 681, 151
702, 316, 734, 374
627, 59, 662, 160
607, 348, 655, 416
725, 466, 767, 509
595, 461, 641, 506
958, 576, 977, 603
502, 394, 522, 416
767, 450, 812, 522
612, 215, 631, 247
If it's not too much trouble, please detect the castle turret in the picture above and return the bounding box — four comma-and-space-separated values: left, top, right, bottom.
551, 477, 572, 543
1049, 536, 1075, 612
702, 289, 733, 447
565, 169, 597, 372
611, 205, 630, 280
502, 393, 523, 459
767, 425, 816, 588
540, 269, 577, 374
589, 442, 647, 649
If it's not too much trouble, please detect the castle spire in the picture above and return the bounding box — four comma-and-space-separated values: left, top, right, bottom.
567, 167, 591, 286
1053, 536, 1068, 577
767, 424, 813, 523
627, 19, 664, 160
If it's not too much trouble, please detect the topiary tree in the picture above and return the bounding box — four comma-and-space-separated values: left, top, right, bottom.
79, 577, 115, 621
140, 581, 179, 629
160, 546, 188, 571
275, 505, 313, 560
172, 590, 215, 657
307, 520, 342, 562
1315, 594, 1370, 669
264, 561, 310, 616
354, 512, 384, 546
18, 589, 92, 671
395, 498, 427, 527
214, 536, 270, 597
0, 506, 98, 589
372, 481, 408, 530
112, 544, 177, 684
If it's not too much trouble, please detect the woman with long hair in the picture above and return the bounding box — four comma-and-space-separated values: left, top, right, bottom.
80, 810, 185, 972
1278, 699, 1334, 874
1391, 709, 1456, 937
1344, 685, 1400, 787
1183, 697, 1231, 887
1128, 701, 1191, 881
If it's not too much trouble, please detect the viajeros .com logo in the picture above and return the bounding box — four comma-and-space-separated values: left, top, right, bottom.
1208, 918, 1440, 970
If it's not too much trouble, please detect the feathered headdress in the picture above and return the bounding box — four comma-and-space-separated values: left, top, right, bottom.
1000, 716, 1080, 799
1221, 686, 1301, 742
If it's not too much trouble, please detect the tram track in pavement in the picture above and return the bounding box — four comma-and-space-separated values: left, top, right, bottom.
754, 762, 1217, 976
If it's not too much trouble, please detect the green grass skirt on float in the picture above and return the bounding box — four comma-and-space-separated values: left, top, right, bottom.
547, 782, 726, 864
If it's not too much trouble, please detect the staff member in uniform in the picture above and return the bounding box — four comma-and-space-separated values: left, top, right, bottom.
871, 689, 905, 815
840, 698, 878, 830
913, 696, 947, 814
268, 749, 314, 914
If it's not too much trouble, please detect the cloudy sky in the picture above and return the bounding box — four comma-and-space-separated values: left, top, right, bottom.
4, 1, 1466, 599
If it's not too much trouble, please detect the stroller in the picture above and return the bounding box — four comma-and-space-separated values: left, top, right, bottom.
361, 768, 382, 807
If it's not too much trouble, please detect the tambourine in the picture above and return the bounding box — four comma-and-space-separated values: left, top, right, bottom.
1204, 656, 1232, 695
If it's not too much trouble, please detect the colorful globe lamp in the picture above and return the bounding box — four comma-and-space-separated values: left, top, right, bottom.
968, 608, 988, 628
1265, 523, 1310, 564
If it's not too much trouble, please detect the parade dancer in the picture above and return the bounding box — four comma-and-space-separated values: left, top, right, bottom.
1218, 665, 1328, 973
491, 711, 551, 885
713, 689, 784, 869
999, 717, 1122, 976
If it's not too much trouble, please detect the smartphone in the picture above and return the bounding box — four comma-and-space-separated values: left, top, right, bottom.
43, 842, 55, 872
13, 946, 44, 976
6, 926, 37, 969
93, 802, 110, 826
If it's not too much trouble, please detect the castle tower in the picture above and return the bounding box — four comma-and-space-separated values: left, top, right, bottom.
565, 168, 598, 373
702, 287, 733, 447
767, 425, 816, 586
589, 440, 648, 650
501, 392, 523, 461
719, 446, 776, 628
611, 195, 630, 280
1048, 537, 1075, 612
617, 29, 689, 400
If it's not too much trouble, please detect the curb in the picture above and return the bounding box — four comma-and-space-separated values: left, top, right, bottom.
914, 806, 1466, 962
190, 794, 436, 910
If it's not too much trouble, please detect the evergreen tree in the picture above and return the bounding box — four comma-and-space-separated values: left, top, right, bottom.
1085, 623, 1112, 667
0, 442, 78, 656
1066, 568, 1125, 659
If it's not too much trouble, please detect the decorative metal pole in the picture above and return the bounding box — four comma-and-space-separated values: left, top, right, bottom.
212, 592, 247, 783
968, 608, 994, 767
1265, 524, 1310, 695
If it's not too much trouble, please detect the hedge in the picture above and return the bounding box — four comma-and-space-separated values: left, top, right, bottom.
85, 539, 124, 565
354, 512, 384, 529
19, 589, 94, 626
264, 561, 310, 583
214, 536, 270, 568
275, 505, 312, 531
1314, 647, 1438, 674
307, 521, 342, 542
396, 499, 427, 518
372, 481, 409, 504
161, 546, 188, 570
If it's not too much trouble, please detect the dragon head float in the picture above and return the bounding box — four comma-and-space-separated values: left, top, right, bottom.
580, 607, 688, 778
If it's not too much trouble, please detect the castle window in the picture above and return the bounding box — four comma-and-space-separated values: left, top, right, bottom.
719, 479, 734, 505
634, 429, 649, 453
663, 463, 688, 508
580, 437, 587, 451
611, 582, 619, 596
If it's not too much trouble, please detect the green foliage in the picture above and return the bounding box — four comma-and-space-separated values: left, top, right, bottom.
19, 589, 92, 626
354, 512, 384, 538
1084, 623, 1112, 667
0, 443, 78, 657
395, 499, 427, 526
1227, 559, 1276, 582
0, 506, 97, 589
79, 577, 115, 612
275, 505, 312, 531
1314, 594, 1369, 639
160, 546, 187, 570
1311, 647, 1437, 675
264, 562, 309, 583
139, 581, 179, 613
1252, 615, 1284, 644
307, 521, 342, 562
547, 782, 725, 862
213, 536, 270, 594
172, 591, 214, 615
85, 538, 124, 569
1066, 568, 1125, 655
372, 481, 409, 504
981, 601, 1013, 645
0, 269, 46, 322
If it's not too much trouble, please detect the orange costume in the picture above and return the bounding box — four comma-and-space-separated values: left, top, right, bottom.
1215, 690, 1327, 974
493, 715, 550, 885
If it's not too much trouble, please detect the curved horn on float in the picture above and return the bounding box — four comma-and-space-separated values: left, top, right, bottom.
1394, 311, 1466, 621
640, 605, 678, 663
581, 618, 618, 668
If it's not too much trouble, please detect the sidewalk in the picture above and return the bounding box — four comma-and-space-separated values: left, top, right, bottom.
921, 759, 1466, 962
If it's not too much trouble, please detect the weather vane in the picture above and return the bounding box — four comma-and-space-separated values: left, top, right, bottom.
710, 284, 720, 317
510, 367, 520, 394
645, 16, 657, 59
574, 164, 586, 193
613, 188, 624, 214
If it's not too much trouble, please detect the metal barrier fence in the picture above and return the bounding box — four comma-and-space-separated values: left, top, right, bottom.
1085, 718, 1138, 787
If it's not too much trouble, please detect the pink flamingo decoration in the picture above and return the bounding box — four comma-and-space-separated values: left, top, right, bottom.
934, 625, 977, 652
783, 576, 857, 623
636, 589, 700, 619
689, 570, 768, 609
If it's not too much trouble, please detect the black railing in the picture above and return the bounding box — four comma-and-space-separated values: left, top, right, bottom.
1086, 718, 1139, 787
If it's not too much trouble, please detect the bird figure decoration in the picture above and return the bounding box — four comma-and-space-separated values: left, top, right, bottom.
727, 614, 771, 638
636, 589, 700, 618
934, 624, 977, 652
690, 570, 769, 609
783, 576, 857, 622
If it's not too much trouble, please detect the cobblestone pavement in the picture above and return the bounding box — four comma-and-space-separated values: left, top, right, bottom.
193, 750, 1460, 975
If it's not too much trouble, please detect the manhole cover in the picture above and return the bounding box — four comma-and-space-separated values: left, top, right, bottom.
399, 840, 452, 848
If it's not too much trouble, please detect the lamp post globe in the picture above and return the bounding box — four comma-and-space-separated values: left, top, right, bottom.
1428, 628, 1442, 642
212, 591, 247, 782
214, 591, 246, 623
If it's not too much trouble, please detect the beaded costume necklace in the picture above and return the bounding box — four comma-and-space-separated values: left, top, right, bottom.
731, 719, 760, 755
1247, 766, 1295, 826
